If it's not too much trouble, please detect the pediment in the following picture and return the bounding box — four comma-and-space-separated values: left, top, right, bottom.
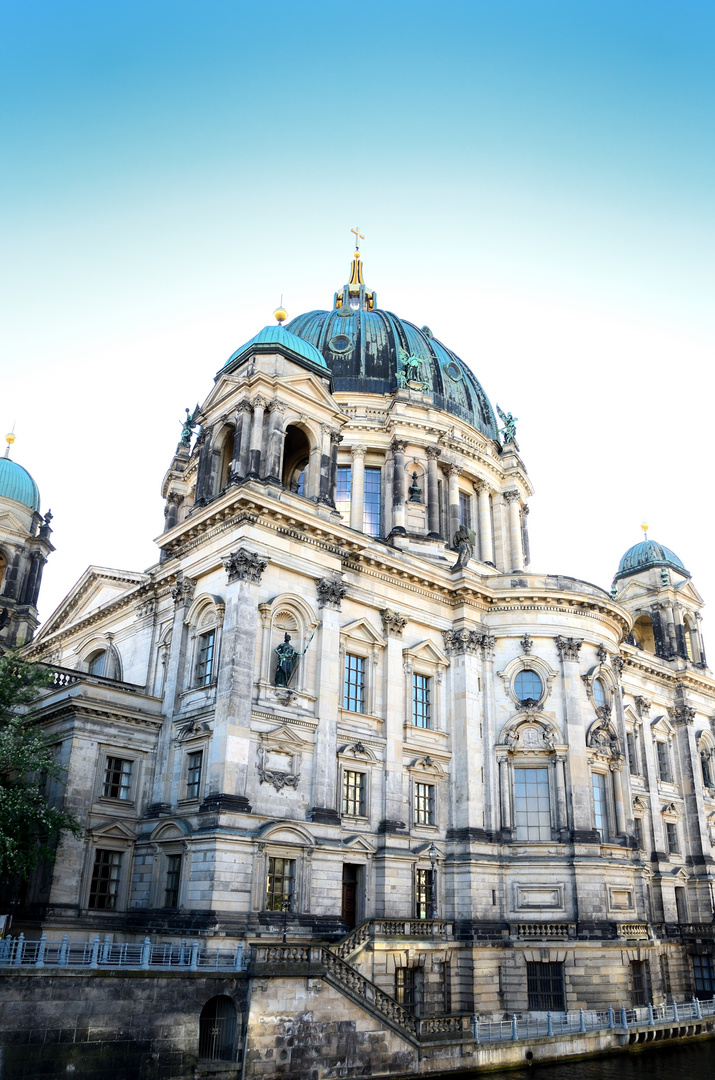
90, 819, 136, 841
676, 580, 705, 606
342, 835, 376, 853
341, 617, 385, 648
34, 566, 149, 642
403, 639, 449, 667
0, 506, 31, 537
258, 821, 314, 846
260, 723, 309, 748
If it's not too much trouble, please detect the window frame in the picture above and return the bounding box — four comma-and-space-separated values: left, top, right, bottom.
591, 769, 612, 842
414, 867, 434, 920
665, 820, 680, 856
693, 955, 715, 999
163, 853, 182, 909
363, 465, 382, 537
196, 628, 216, 687
101, 756, 133, 802
265, 855, 296, 912
343, 652, 366, 714
341, 769, 367, 818
413, 781, 436, 828
526, 961, 565, 1012
411, 672, 432, 729
513, 764, 553, 843
185, 748, 204, 802
335, 464, 352, 521
87, 848, 124, 912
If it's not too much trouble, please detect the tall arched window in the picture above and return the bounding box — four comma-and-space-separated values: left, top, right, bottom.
631, 614, 656, 654
199, 995, 237, 1062
87, 650, 107, 676
216, 426, 235, 494
282, 425, 311, 494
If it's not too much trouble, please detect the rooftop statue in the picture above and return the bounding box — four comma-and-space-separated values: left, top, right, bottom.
397, 346, 426, 389
496, 405, 518, 448
180, 405, 201, 447
451, 524, 476, 570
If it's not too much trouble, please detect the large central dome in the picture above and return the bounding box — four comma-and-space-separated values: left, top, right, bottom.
286, 253, 499, 441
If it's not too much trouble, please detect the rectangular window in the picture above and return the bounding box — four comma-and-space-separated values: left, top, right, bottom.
186, 750, 203, 801
631, 959, 651, 1006
459, 491, 472, 530
693, 956, 715, 999
514, 767, 551, 842
102, 757, 132, 801
415, 868, 434, 920
335, 465, 352, 521
196, 630, 215, 686
265, 856, 295, 912
343, 654, 365, 713
675, 886, 688, 922
342, 771, 366, 817
627, 732, 638, 776
395, 967, 415, 1006
412, 673, 431, 728
666, 821, 679, 855
164, 854, 181, 909
363, 467, 382, 537
414, 782, 435, 826
592, 771, 609, 840
88, 850, 122, 910
526, 962, 565, 1011
657, 741, 671, 783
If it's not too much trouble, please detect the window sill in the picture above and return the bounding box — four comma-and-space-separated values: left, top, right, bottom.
341, 814, 370, 825
96, 796, 136, 810
180, 684, 216, 711
339, 708, 382, 725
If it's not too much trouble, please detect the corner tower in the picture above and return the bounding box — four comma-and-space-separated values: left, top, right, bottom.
0, 433, 54, 649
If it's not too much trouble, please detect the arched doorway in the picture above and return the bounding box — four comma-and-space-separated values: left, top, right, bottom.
282, 425, 311, 495
199, 995, 238, 1062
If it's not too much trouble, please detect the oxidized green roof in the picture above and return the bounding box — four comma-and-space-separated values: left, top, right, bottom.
221, 324, 329, 376
614, 540, 689, 582
0, 456, 40, 512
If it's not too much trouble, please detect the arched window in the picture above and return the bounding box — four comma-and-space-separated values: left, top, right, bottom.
684, 615, 698, 663
593, 678, 608, 709
199, 995, 237, 1062
216, 426, 235, 494
87, 650, 107, 677
282, 425, 311, 494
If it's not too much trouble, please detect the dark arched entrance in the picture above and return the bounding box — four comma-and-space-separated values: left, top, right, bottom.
282, 425, 311, 495
199, 995, 238, 1062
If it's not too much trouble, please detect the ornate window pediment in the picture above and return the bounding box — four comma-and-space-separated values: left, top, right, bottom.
407, 754, 446, 777
256, 724, 306, 790
341, 617, 386, 650
586, 717, 622, 760
338, 740, 379, 763
661, 801, 683, 820
89, 819, 136, 843
499, 716, 559, 753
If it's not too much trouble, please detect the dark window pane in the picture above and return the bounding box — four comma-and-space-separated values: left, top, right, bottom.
186, 750, 203, 800
343, 654, 365, 713
526, 962, 565, 1011
266, 857, 295, 911
164, 854, 181, 908
514, 669, 542, 702
514, 767, 551, 841
102, 757, 132, 800
336, 465, 351, 520
363, 467, 382, 537
414, 783, 435, 826
342, 771, 366, 816
197, 631, 215, 686
412, 673, 431, 728
88, 850, 122, 910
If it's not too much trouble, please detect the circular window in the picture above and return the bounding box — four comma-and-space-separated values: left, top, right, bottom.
329, 334, 352, 353
445, 361, 462, 381
514, 669, 543, 703
593, 678, 608, 708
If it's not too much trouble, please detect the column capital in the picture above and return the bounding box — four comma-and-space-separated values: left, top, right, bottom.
171, 574, 196, 609
555, 636, 583, 661
391, 438, 407, 455
381, 608, 407, 636
443, 462, 460, 478
350, 445, 366, 460
474, 479, 491, 494
252, 394, 269, 410
223, 547, 269, 584
634, 695, 651, 716
330, 430, 344, 445
317, 577, 347, 609
236, 399, 253, 414
267, 398, 285, 414
426, 445, 442, 460
503, 488, 521, 504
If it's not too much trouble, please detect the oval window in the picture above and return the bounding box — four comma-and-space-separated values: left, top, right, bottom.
514, 669, 543, 703
445, 361, 462, 381
593, 678, 607, 708
329, 334, 352, 353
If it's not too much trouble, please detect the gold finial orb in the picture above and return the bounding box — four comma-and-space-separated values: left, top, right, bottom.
5, 432, 15, 447
641, 521, 649, 538
273, 305, 288, 325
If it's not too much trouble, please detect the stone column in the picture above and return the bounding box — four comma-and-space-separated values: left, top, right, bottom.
236, 401, 253, 479
663, 602, 678, 659
383, 444, 394, 535
317, 425, 332, 504
504, 490, 524, 572
204, 548, 270, 812
149, 574, 196, 811
498, 756, 511, 831
636, 696, 666, 855
381, 609, 408, 829
443, 630, 485, 838
611, 761, 627, 836
475, 481, 493, 565
391, 439, 407, 534
649, 603, 670, 659
264, 400, 285, 483
310, 579, 347, 822
426, 446, 442, 538
22, 553, 43, 606
445, 465, 460, 546
521, 504, 531, 567
163, 492, 182, 533
695, 613, 707, 667
557, 751, 570, 833
329, 431, 343, 507
670, 701, 712, 873
350, 447, 366, 531
247, 396, 267, 478
228, 408, 244, 483
193, 428, 212, 505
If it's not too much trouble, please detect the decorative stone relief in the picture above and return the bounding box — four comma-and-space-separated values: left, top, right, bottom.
669, 704, 696, 725
223, 548, 269, 584
317, 578, 347, 609
380, 609, 407, 636
586, 718, 620, 758
612, 654, 625, 677
555, 636, 583, 661
520, 634, 533, 654
442, 629, 481, 654
597, 644, 608, 663
634, 696, 651, 717
256, 745, 300, 791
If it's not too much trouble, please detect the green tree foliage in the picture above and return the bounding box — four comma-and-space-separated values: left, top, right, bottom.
0, 653, 81, 881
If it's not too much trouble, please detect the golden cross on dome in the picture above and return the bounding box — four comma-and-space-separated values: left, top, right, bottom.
351, 226, 364, 251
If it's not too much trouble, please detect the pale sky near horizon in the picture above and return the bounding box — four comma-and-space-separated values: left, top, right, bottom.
2, 2, 714, 636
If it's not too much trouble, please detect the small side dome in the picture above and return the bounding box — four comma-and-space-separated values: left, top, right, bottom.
614, 539, 690, 582
0, 456, 40, 512
220, 324, 329, 377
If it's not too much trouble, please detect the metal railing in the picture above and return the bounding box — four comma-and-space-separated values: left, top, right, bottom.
0, 934, 247, 971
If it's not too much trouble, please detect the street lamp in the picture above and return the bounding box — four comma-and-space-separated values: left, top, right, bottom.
428, 844, 438, 920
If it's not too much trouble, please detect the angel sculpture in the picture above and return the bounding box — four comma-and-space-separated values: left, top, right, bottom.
180, 405, 201, 447
397, 346, 425, 387
496, 405, 518, 448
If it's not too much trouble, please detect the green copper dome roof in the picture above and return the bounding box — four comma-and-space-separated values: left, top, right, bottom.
221, 324, 329, 377
614, 539, 690, 582
0, 456, 40, 512
285, 255, 499, 440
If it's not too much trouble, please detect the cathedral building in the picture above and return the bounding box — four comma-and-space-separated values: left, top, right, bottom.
4, 248, 715, 1024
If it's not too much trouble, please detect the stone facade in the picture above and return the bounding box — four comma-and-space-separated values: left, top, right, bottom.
5, 254, 715, 1073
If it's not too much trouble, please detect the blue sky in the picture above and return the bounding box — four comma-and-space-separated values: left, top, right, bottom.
2, 1, 714, 623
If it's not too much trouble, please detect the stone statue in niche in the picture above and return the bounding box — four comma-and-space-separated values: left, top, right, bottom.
408, 472, 422, 502
451, 524, 475, 570
274, 633, 299, 687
